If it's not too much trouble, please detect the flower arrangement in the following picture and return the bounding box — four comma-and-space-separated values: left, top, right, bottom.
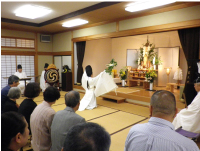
119, 67, 127, 80
145, 70, 157, 83
138, 39, 155, 65
105, 59, 117, 75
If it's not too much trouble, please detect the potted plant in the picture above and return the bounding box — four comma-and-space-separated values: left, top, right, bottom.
119, 67, 127, 86
145, 70, 157, 90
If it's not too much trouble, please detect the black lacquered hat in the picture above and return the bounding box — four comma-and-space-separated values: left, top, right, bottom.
44, 63, 49, 68
17, 64, 22, 69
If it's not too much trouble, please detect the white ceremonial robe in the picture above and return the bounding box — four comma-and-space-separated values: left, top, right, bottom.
40, 71, 46, 92
173, 91, 200, 133
14, 71, 27, 94
78, 70, 118, 111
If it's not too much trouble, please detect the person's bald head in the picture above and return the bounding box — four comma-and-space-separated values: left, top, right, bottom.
65, 91, 80, 111
150, 90, 176, 118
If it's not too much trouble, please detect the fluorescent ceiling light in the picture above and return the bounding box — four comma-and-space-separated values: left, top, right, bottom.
125, 0, 176, 12
62, 19, 89, 28
14, 5, 52, 19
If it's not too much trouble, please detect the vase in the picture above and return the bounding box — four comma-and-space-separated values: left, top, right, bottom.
149, 82, 153, 90
122, 80, 126, 87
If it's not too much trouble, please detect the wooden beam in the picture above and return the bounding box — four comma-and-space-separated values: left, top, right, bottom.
72, 19, 200, 42
37, 52, 53, 55
1, 50, 36, 55
52, 51, 72, 56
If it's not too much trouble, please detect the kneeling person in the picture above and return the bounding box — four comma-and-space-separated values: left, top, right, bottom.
51, 91, 85, 151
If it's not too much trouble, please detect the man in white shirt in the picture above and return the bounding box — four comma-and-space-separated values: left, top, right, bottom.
173, 76, 200, 133
40, 63, 49, 92
14, 64, 27, 94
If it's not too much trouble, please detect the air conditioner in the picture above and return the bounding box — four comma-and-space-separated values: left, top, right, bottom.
40, 34, 51, 43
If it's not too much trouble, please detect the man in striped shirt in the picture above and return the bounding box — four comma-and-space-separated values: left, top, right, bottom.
30, 87, 60, 151
125, 90, 199, 151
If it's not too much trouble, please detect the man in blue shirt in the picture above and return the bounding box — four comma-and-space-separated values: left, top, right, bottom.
125, 90, 199, 151
1, 75, 19, 112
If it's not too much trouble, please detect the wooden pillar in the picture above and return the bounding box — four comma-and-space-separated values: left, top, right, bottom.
71, 31, 74, 89
34, 33, 38, 82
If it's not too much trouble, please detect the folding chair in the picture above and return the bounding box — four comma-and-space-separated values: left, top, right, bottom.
175, 126, 200, 141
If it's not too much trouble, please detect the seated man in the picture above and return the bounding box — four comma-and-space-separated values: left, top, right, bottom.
51, 91, 85, 151
40, 63, 49, 92
62, 122, 111, 151
173, 76, 200, 133
125, 90, 199, 151
1, 75, 19, 112
30, 86, 60, 151
14, 64, 28, 94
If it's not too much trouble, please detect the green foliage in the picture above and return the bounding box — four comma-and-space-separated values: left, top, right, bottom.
105, 59, 117, 75
119, 67, 127, 80
154, 53, 163, 65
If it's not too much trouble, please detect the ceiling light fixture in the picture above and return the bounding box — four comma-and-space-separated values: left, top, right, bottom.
14, 4, 52, 19
62, 19, 89, 28
125, 0, 176, 12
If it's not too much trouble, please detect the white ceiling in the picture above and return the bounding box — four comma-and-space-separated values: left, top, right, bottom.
1, 1, 199, 34
1, 2, 100, 23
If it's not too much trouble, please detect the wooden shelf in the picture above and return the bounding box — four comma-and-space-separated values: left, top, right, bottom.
129, 76, 145, 79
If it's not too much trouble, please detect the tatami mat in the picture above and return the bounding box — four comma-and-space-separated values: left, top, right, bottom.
89, 111, 146, 135
110, 118, 149, 151
97, 98, 150, 117
52, 104, 66, 112
77, 106, 118, 121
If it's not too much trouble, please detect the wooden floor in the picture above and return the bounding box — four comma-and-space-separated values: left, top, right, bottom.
17, 86, 199, 151
74, 85, 186, 109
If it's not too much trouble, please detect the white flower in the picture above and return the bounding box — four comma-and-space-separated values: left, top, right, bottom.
106, 64, 114, 67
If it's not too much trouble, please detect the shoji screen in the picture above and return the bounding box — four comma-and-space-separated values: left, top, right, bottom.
1, 55, 35, 89
1, 55, 16, 88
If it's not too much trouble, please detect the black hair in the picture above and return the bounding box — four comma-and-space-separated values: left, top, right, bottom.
24, 82, 40, 98
150, 90, 176, 116
8, 75, 19, 85
85, 65, 92, 77
63, 122, 111, 151
65, 91, 80, 108
85, 65, 93, 89
1, 112, 26, 150
43, 86, 60, 102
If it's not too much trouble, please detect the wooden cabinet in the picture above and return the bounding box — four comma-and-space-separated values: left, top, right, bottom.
62, 72, 72, 91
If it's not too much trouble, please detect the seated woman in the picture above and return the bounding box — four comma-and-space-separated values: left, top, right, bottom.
2, 87, 21, 113
173, 76, 200, 133
18, 82, 40, 134
78, 65, 117, 111
2, 111, 29, 151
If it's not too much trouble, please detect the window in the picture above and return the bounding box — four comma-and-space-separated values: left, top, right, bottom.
1, 37, 35, 48
1, 55, 35, 89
